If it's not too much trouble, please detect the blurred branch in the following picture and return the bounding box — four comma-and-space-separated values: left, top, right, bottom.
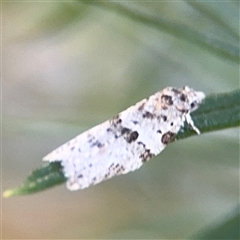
3, 89, 240, 197
185, 0, 240, 41
82, 1, 239, 63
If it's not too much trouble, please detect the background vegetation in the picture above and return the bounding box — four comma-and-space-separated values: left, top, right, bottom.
2, 1, 239, 239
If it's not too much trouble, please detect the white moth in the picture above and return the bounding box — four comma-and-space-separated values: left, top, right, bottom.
43, 86, 205, 191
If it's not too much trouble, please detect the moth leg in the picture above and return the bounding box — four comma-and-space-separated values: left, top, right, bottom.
185, 113, 200, 135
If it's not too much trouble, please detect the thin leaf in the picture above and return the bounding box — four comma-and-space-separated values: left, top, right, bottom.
3, 162, 66, 198
3, 89, 240, 197
82, 1, 239, 63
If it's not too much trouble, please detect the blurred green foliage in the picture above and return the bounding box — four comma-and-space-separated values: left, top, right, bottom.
190, 206, 239, 239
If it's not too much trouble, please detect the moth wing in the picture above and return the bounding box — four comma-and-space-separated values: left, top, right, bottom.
43, 121, 143, 190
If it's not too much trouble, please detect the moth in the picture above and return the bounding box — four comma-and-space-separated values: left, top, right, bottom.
43, 86, 205, 190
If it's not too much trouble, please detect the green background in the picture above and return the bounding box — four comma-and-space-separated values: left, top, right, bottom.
2, 1, 239, 239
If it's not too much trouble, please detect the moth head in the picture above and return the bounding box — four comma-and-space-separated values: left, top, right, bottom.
173, 86, 205, 113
